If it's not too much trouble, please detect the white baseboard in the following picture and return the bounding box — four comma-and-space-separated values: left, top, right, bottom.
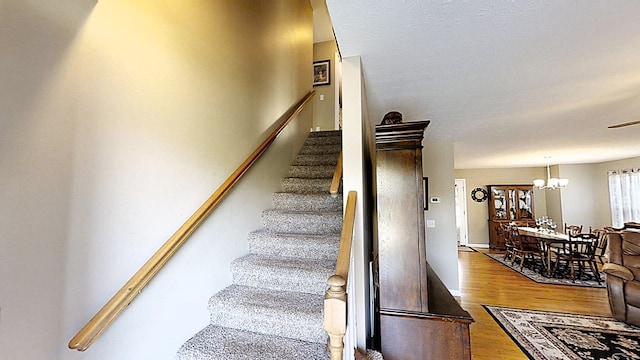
466, 243, 489, 248
448, 289, 461, 297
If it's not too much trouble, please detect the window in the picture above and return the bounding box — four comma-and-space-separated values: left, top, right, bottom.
608, 168, 640, 227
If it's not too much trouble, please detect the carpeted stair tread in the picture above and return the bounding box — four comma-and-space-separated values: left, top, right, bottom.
262, 208, 342, 234
293, 153, 339, 166
177, 130, 344, 359
248, 230, 339, 259
288, 165, 336, 178
281, 177, 335, 193
272, 192, 342, 211
176, 324, 330, 360
298, 143, 341, 155
208, 285, 326, 343
308, 130, 341, 137
304, 135, 341, 146
231, 254, 334, 295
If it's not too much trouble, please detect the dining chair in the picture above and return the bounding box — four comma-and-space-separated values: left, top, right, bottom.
500, 223, 515, 261
511, 225, 545, 271
564, 223, 583, 236
551, 232, 601, 283
546, 224, 583, 256
592, 228, 608, 265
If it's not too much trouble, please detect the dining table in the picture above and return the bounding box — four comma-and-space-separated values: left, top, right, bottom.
517, 226, 570, 277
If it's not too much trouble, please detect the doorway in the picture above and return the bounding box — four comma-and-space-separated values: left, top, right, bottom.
454, 179, 469, 246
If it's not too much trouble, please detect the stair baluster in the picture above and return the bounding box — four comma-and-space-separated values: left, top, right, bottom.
325, 190, 357, 360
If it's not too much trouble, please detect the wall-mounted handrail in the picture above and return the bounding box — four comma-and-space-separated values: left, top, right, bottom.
325, 190, 357, 360
330, 151, 343, 198
68, 90, 315, 352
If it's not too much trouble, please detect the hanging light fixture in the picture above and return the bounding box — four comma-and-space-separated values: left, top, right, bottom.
533, 157, 569, 190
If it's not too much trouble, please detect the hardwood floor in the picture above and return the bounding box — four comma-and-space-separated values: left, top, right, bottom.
457, 248, 611, 360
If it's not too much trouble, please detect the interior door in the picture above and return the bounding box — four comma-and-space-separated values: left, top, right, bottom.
454, 179, 469, 246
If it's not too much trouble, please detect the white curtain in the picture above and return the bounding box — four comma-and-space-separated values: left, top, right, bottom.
608, 168, 640, 228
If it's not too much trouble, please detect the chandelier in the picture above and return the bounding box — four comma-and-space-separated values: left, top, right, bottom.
533, 158, 569, 190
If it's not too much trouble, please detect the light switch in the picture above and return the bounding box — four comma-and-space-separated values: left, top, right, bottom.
426, 220, 436, 228
320, 94, 325, 100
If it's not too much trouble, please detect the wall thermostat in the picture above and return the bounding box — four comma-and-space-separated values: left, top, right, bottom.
430, 196, 441, 204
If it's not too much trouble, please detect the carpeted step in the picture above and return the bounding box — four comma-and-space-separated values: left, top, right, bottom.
176, 324, 330, 360
366, 349, 385, 359
230, 254, 334, 295
273, 192, 342, 212
293, 153, 339, 166
298, 143, 341, 155
177, 129, 344, 359
248, 230, 339, 260
207, 285, 326, 343
309, 129, 340, 137
281, 177, 334, 193
262, 209, 342, 234
304, 130, 341, 146
288, 165, 336, 178
304, 135, 341, 146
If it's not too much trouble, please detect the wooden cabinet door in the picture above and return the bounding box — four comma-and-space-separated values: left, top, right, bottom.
514, 187, 534, 220
489, 186, 507, 220
488, 185, 534, 249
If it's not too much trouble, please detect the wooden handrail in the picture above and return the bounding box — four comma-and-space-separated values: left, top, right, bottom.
335, 190, 356, 280
330, 151, 343, 198
325, 190, 357, 360
68, 90, 315, 352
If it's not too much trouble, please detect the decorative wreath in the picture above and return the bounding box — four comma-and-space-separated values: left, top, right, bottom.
471, 187, 488, 203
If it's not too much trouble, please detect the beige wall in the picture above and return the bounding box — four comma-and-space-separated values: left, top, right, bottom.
544, 165, 564, 228
454, 167, 548, 246
313, 40, 338, 130
455, 157, 640, 246
555, 159, 640, 230
423, 142, 460, 292
0, 1, 95, 358
0, 1, 313, 359
558, 164, 597, 228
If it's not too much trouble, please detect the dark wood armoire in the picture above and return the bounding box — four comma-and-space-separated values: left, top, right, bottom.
375, 121, 473, 360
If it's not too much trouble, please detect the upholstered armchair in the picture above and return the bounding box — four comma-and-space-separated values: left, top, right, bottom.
602, 228, 640, 327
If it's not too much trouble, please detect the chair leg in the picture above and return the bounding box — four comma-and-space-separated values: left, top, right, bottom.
551, 256, 562, 277
537, 253, 546, 275
569, 261, 576, 282
520, 252, 529, 271
577, 261, 584, 279
588, 260, 602, 284
518, 253, 522, 270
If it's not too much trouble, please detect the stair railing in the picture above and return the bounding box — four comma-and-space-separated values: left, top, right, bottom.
68, 90, 315, 352
330, 151, 343, 198
325, 190, 357, 360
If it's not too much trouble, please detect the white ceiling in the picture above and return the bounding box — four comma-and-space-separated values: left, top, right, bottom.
324, 0, 640, 169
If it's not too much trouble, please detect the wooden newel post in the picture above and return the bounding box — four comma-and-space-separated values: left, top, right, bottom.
324, 274, 347, 360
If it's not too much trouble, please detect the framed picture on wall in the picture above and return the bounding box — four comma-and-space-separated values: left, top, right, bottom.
313, 60, 330, 86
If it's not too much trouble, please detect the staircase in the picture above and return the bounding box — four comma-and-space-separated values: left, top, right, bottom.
177, 130, 342, 360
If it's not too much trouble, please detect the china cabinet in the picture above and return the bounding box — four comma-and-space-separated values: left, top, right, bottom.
487, 185, 535, 249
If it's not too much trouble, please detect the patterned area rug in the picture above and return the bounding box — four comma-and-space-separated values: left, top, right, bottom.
484, 253, 604, 288
484, 306, 640, 360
